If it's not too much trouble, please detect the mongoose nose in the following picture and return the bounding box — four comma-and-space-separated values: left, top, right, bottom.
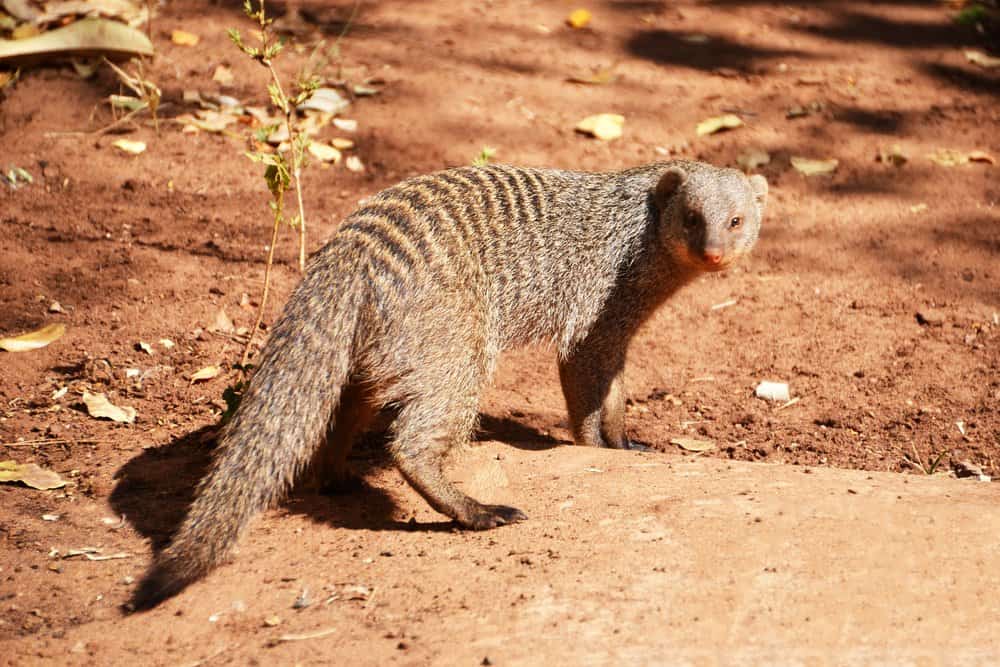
703, 250, 723, 264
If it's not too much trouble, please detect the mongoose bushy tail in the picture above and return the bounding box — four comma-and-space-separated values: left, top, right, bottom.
134, 160, 767, 609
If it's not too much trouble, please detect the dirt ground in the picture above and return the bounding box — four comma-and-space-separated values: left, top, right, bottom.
1, 0, 998, 663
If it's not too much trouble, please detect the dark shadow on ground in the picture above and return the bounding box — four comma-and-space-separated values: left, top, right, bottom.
476, 413, 569, 450
110, 408, 566, 549
625, 29, 806, 71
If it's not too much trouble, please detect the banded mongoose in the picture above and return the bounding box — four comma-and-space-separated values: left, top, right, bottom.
134, 160, 768, 608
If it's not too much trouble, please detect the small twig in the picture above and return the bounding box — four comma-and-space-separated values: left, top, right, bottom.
1, 437, 112, 448
177, 644, 230, 667
241, 191, 283, 367
270, 627, 337, 645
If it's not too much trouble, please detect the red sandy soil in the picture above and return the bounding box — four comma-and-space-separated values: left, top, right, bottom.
1, 0, 998, 663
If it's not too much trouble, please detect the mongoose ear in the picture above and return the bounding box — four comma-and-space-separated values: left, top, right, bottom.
749, 174, 768, 209
655, 167, 686, 208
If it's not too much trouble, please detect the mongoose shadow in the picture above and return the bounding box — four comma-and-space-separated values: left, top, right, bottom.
110, 410, 565, 547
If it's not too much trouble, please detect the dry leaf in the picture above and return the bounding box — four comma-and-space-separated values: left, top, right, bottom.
345, 155, 364, 172
12, 23, 40, 39
187, 109, 239, 133
159, 338, 175, 349
696, 114, 742, 136
567, 8, 591, 28
964, 49, 1000, 69
190, 365, 221, 383
927, 149, 967, 167
575, 113, 624, 141
737, 149, 770, 172
567, 67, 616, 85
876, 144, 908, 167
0, 323, 66, 352
210, 308, 235, 334
755, 381, 790, 402
307, 142, 342, 163
137, 341, 153, 355
112, 138, 146, 155
790, 156, 838, 175
0, 460, 67, 490
171, 29, 199, 46
212, 64, 234, 86
670, 438, 716, 453
331, 137, 354, 150
82, 391, 136, 423
298, 87, 349, 114
332, 118, 357, 132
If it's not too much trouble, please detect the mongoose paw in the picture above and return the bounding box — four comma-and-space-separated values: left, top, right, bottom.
460, 504, 528, 530
625, 439, 652, 452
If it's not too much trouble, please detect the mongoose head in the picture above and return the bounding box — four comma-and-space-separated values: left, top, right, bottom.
654, 165, 768, 272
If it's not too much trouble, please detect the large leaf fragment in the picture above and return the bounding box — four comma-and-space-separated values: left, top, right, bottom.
0, 17, 153, 65
82, 391, 136, 423
0, 323, 65, 352
0, 460, 67, 490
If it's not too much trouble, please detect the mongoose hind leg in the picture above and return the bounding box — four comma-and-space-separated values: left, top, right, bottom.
389, 387, 527, 529
308, 382, 378, 494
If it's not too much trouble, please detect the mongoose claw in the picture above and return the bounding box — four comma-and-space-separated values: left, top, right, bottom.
625, 439, 652, 452
460, 503, 528, 530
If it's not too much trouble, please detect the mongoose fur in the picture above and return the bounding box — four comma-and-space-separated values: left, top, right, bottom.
134, 160, 768, 608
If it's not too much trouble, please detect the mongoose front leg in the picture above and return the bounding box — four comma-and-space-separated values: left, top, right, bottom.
559, 345, 636, 449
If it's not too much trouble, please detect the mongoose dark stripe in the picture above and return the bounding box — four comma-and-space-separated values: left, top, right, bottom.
133, 160, 768, 609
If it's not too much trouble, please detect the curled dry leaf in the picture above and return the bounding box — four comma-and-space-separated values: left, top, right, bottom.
696, 114, 742, 136
190, 365, 221, 383
171, 29, 199, 46
137, 341, 153, 355
566, 8, 592, 29
964, 49, 1000, 69
575, 113, 624, 141
737, 149, 770, 172
82, 391, 136, 424
0, 323, 65, 352
0, 460, 67, 490
112, 138, 146, 155
670, 438, 715, 453
968, 150, 995, 165
790, 156, 838, 175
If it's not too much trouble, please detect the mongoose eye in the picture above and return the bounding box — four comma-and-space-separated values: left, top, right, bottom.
729, 216, 743, 229
685, 211, 700, 228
